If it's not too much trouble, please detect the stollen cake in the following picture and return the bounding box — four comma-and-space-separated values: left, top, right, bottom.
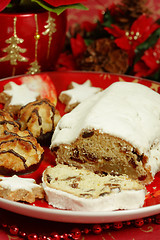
42, 164, 146, 211
50, 82, 160, 184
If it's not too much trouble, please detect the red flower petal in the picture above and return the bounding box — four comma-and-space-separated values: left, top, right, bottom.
0, 0, 11, 11
134, 61, 150, 77
115, 36, 130, 51
56, 52, 76, 70
43, 0, 86, 7
131, 14, 159, 47
142, 50, 159, 70
105, 24, 124, 38
70, 34, 87, 57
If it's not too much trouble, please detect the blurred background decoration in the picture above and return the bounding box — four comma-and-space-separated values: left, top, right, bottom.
57, 0, 160, 82
0, 0, 87, 79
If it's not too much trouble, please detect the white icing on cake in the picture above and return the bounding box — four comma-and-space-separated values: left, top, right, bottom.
50, 82, 160, 177
42, 185, 145, 211
4, 82, 39, 106
59, 80, 101, 105
0, 175, 40, 192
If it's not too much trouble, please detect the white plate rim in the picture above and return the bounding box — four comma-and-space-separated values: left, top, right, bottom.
1, 197, 160, 223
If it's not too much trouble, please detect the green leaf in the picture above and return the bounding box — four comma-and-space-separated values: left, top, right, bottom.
32, 0, 88, 15
102, 9, 114, 27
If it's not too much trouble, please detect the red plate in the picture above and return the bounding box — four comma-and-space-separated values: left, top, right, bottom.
0, 71, 160, 223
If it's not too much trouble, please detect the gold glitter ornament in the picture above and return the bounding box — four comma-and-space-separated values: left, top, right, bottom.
27, 14, 41, 74
26, 60, 41, 74
42, 12, 57, 59
0, 17, 28, 75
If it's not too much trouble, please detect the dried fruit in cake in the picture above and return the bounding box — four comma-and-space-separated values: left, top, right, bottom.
51, 82, 160, 184
18, 98, 61, 145
42, 164, 146, 211
0, 74, 57, 116
59, 80, 101, 112
0, 175, 44, 203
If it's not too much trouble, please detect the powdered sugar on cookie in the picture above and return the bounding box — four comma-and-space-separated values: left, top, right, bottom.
59, 80, 101, 112
0, 175, 40, 191
0, 175, 44, 203
3, 81, 39, 106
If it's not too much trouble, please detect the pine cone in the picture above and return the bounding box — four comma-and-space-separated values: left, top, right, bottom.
114, 0, 152, 29
77, 38, 129, 74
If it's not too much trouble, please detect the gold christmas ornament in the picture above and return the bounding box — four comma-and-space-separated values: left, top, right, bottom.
42, 12, 57, 59
0, 17, 28, 76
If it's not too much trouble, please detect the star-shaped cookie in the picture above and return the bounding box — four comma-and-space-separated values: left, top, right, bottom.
3, 81, 39, 106
0, 81, 40, 115
59, 80, 101, 112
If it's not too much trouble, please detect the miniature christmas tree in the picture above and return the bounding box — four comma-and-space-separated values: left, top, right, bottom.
0, 17, 28, 74
43, 12, 57, 59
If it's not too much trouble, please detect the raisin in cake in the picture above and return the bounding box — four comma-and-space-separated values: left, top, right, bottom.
50, 82, 160, 184
0, 175, 44, 203
42, 164, 145, 211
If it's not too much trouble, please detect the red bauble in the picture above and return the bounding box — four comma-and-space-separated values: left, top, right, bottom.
155, 214, 160, 224
134, 218, 144, 227
70, 228, 82, 240
113, 222, 123, 230
9, 225, 19, 235
27, 233, 38, 240
50, 232, 60, 240
92, 224, 102, 234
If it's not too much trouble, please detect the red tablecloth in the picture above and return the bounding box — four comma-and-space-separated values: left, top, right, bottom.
1, 208, 160, 240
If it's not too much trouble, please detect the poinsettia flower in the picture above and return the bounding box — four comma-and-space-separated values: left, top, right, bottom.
0, 0, 87, 14
134, 38, 160, 77
105, 14, 159, 64
70, 33, 87, 57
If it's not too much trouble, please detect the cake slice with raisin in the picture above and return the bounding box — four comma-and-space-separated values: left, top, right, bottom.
51, 82, 160, 184
42, 164, 146, 211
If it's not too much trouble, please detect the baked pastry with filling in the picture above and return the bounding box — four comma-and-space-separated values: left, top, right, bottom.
51, 82, 160, 184
42, 164, 145, 211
